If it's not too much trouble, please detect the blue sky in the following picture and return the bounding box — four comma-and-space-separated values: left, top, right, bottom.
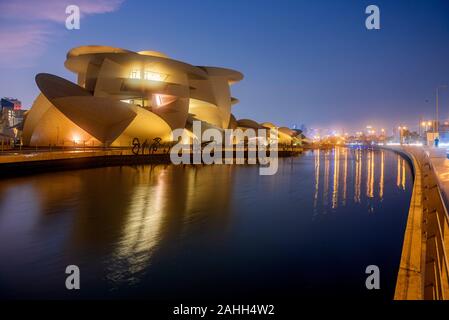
1, 0, 449, 132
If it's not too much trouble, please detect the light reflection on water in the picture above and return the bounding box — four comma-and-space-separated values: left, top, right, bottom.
0, 148, 412, 300
313, 148, 409, 214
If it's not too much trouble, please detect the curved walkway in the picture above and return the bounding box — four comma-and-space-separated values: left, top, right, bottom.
391, 146, 449, 300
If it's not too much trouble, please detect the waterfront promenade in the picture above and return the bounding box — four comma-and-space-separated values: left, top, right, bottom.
0, 148, 128, 163
0, 148, 171, 177
392, 146, 449, 300
0, 146, 303, 177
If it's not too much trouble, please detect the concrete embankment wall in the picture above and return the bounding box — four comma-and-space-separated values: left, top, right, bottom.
384, 146, 449, 300
0, 149, 301, 178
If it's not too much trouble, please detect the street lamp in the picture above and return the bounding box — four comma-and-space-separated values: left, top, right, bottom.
436, 85, 448, 134
398, 126, 408, 145
398, 126, 403, 145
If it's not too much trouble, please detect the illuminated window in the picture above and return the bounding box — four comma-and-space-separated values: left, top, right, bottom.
130, 69, 141, 79
155, 94, 163, 107
143, 70, 167, 82
152, 94, 176, 108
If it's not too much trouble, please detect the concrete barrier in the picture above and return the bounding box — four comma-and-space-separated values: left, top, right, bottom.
387, 146, 449, 300
0, 148, 302, 178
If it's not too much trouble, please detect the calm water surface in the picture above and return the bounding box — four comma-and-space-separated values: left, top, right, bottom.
0, 147, 412, 300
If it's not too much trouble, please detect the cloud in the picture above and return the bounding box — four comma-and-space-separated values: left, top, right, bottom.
0, 0, 124, 22
0, 0, 124, 67
0, 24, 52, 67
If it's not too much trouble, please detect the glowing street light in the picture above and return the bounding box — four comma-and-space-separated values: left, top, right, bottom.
72, 134, 81, 145
398, 126, 407, 145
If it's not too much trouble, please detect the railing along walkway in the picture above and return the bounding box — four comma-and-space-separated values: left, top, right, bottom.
395, 147, 449, 300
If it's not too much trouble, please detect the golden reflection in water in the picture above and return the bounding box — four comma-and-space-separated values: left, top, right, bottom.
323, 150, 330, 208
332, 148, 340, 209
369, 149, 375, 198
342, 148, 348, 206
379, 151, 384, 200
402, 159, 406, 190
312, 147, 403, 210
102, 165, 234, 285
366, 150, 371, 198
355, 149, 362, 203
396, 155, 407, 190
183, 166, 198, 216
313, 149, 320, 211
0, 174, 82, 215
108, 166, 168, 284
365, 149, 375, 198
312, 147, 382, 209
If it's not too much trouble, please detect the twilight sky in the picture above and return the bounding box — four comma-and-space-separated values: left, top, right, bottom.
0, 0, 448, 132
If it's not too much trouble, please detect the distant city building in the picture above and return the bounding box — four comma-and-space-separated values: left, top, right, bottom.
1, 97, 21, 111
1, 97, 25, 128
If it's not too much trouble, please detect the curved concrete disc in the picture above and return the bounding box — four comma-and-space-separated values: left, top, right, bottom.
36, 73, 138, 143
52, 96, 138, 143
36, 73, 92, 99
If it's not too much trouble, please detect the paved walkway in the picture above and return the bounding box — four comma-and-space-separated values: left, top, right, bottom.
394, 146, 449, 299
394, 147, 425, 300
424, 147, 449, 207
0, 149, 130, 164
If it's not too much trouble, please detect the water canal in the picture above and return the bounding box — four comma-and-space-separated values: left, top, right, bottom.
0, 147, 412, 300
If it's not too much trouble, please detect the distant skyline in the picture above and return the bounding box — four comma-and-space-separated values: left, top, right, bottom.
1, 0, 449, 132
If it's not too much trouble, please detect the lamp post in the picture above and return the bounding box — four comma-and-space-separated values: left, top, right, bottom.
398, 126, 408, 145
436, 85, 448, 135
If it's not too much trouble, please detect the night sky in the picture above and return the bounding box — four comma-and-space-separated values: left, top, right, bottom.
1, 0, 448, 133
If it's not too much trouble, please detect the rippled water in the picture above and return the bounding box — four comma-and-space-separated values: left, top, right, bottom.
0, 147, 412, 300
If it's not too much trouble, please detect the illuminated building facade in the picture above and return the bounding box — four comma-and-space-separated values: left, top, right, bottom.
23, 46, 302, 147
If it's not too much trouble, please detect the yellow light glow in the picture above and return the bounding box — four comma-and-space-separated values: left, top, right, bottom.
144, 70, 167, 82
155, 94, 163, 107
129, 69, 141, 79
72, 134, 81, 144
